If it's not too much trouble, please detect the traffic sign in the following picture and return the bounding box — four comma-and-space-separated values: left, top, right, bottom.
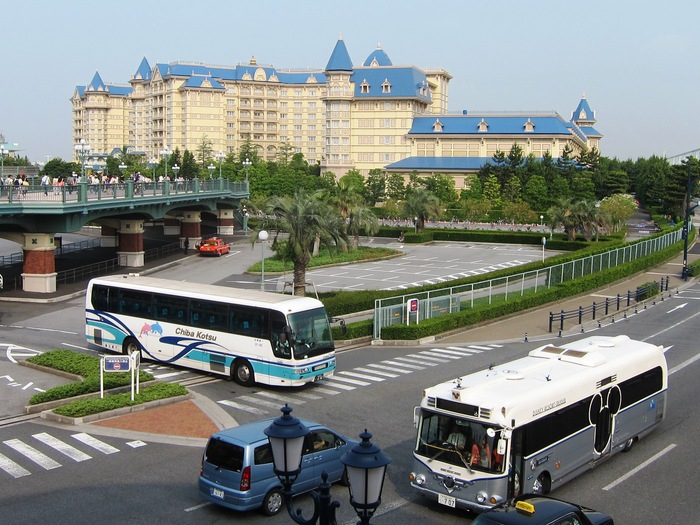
103, 356, 131, 372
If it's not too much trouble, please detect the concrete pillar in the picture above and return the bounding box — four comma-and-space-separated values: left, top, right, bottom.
101, 225, 118, 247
163, 216, 181, 236
217, 209, 235, 236
117, 219, 145, 267
21, 233, 57, 293
180, 211, 202, 250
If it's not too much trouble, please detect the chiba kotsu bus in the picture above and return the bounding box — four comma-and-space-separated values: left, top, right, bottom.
409, 335, 667, 513
85, 275, 336, 387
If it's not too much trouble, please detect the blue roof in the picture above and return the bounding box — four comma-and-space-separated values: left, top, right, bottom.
80, 71, 132, 97
182, 76, 225, 89
156, 62, 325, 85
572, 96, 595, 122
351, 67, 431, 101
579, 125, 602, 138
363, 45, 393, 67
408, 113, 575, 136
385, 157, 492, 171
134, 57, 152, 81
325, 37, 353, 71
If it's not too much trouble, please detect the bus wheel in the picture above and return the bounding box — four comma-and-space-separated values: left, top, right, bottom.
260, 488, 283, 516
533, 472, 551, 495
622, 437, 635, 452
122, 338, 141, 357
233, 359, 255, 387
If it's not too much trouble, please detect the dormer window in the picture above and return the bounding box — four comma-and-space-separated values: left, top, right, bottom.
524, 118, 535, 132
478, 118, 489, 132
578, 109, 587, 119
433, 119, 443, 132
360, 80, 370, 94
382, 79, 391, 93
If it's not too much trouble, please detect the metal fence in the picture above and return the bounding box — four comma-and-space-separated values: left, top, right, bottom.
373, 229, 682, 340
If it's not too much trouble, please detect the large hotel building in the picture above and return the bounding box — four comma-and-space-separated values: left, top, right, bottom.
71, 37, 601, 187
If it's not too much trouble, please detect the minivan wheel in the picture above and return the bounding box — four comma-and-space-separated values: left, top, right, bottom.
261, 488, 283, 516
233, 359, 255, 387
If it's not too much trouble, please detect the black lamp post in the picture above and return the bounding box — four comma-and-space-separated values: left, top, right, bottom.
682, 160, 698, 281
264, 405, 391, 525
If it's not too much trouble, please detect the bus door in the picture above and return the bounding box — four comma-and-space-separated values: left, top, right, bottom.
589, 386, 622, 457
508, 429, 524, 498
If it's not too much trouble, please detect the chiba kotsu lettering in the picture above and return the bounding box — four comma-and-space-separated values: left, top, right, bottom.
176, 327, 217, 341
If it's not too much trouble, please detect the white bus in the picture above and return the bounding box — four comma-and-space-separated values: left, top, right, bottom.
85, 275, 336, 387
409, 335, 667, 513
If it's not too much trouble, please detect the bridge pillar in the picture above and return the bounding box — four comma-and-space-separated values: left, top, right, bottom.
117, 219, 145, 267
217, 209, 235, 235
163, 216, 181, 236
21, 233, 57, 293
180, 211, 202, 249
101, 225, 118, 247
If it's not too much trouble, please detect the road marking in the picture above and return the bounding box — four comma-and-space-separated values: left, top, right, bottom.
3, 439, 62, 470
32, 433, 92, 462
667, 303, 687, 313
255, 390, 306, 404
308, 386, 342, 395
357, 366, 400, 378
337, 371, 385, 382
404, 354, 440, 365
72, 433, 119, 454
603, 444, 676, 491
0, 453, 31, 478
217, 399, 267, 415
326, 375, 370, 386
420, 350, 460, 360
427, 348, 469, 357
238, 395, 285, 410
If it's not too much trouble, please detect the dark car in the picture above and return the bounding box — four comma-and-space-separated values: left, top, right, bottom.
472, 494, 614, 525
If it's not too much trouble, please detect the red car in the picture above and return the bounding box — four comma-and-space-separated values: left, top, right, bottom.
198, 237, 231, 256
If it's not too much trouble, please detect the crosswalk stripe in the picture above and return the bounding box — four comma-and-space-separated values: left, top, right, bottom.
338, 371, 385, 382
217, 399, 267, 415
294, 392, 324, 400
356, 367, 399, 378
255, 391, 306, 404
238, 395, 285, 410
368, 362, 416, 374
33, 433, 92, 462
419, 351, 457, 361
0, 452, 31, 478
72, 433, 119, 454
319, 379, 357, 390
468, 345, 498, 351
397, 357, 436, 367
404, 355, 441, 365
153, 371, 188, 379
447, 346, 482, 353
326, 375, 369, 386
428, 348, 467, 357
3, 439, 62, 470
309, 386, 342, 395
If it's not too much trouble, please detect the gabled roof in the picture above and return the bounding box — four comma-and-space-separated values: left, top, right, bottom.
363, 44, 393, 67
325, 37, 353, 72
133, 57, 152, 82
571, 94, 595, 123
80, 71, 132, 97
408, 113, 577, 136
181, 76, 225, 90
385, 156, 491, 171
87, 72, 106, 92
351, 66, 431, 101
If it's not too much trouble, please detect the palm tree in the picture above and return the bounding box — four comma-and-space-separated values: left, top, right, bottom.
347, 205, 379, 249
266, 189, 347, 296
402, 187, 441, 233
547, 197, 578, 241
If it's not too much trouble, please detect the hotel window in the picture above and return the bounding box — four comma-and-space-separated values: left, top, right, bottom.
294, 102, 302, 108
309, 147, 316, 154
294, 125, 302, 131
280, 113, 287, 119
309, 90, 316, 96
308, 102, 316, 108
308, 113, 316, 120
280, 90, 287, 96
280, 125, 287, 131
309, 136, 316, 142
382, 80, 391, 93
280, 102, 288, 108
294, 113, 302, 120
308, 125, 316, 131
360, 80, 370, 93
295, 90, 302, 97
294, 136, 302, 142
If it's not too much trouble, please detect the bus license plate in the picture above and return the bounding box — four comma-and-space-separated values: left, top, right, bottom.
212, 488, 224, 499
438, 494, 455, 508
314, 373, 325, 382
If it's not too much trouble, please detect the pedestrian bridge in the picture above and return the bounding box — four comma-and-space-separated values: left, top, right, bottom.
0, 177, 248, 293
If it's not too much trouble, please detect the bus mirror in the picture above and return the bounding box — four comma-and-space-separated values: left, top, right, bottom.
413, 406, 420, 428
486, 428, 496, 438
283, 325, 294, 343
497, 439, 507, 455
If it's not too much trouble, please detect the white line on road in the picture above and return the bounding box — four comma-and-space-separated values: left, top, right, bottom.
217, 399, 267, 415
33, 433, 92, 462
602, 444, 676, 491
3, 439, 62, 470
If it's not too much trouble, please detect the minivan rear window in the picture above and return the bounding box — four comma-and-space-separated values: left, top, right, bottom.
205, 437, 244, 472
254, 444, 274, 465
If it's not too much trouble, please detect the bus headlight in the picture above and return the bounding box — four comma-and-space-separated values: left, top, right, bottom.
476, 491, 488, 504
293, 367, 310, 375
409, 472, 426, 486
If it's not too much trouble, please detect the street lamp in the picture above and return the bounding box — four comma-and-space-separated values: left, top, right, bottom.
74, 138, 91, 181
0, 146, 8, 182
540, 215, 544, 232
243, 157, 252, 182
207, 163, 215, 179
118, 162, 127, 176
216, 151, 225, 178
171, 163, 180, 182
149, 157, 158, 179
682, 161, 698, 280
259, 230, 269, 291
264, 405, 391, 525
242, 206, 249, 234
160, 146, 172, 180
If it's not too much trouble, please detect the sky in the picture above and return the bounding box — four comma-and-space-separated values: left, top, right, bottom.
3, 0, 700, 164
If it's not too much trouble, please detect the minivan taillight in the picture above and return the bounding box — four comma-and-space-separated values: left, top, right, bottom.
240, 466, 251, 491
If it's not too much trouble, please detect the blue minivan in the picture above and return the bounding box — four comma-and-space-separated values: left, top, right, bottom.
199, 418, 357, 516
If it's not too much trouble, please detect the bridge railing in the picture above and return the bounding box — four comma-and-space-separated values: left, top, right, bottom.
1, 178, 248, 204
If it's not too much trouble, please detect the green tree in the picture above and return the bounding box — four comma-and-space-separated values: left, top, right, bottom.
181, 150, 198, 180
347, 204, 380, 249
547, 197, 579, 241
265, 189, 347, 296
365, 169, 386, 205
402, 187, 441, 232
196, 136, 214, 169
599, 193, 637, 233
386, 173, 406, 201
461, 198, 492, 222
522, 173, 549, 211
424, 173, 459, 207
482, 174, 502, 208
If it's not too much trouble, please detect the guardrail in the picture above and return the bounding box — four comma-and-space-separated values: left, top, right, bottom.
548, 277, 670, 333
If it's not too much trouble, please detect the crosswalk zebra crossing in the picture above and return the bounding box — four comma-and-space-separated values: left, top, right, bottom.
217, 343, 502, 415
0, 431, 145, 479
385, 260, 529, 290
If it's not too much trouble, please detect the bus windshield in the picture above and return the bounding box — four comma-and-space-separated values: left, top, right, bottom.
288, 307, 333, 359
416, 411, 504, 474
